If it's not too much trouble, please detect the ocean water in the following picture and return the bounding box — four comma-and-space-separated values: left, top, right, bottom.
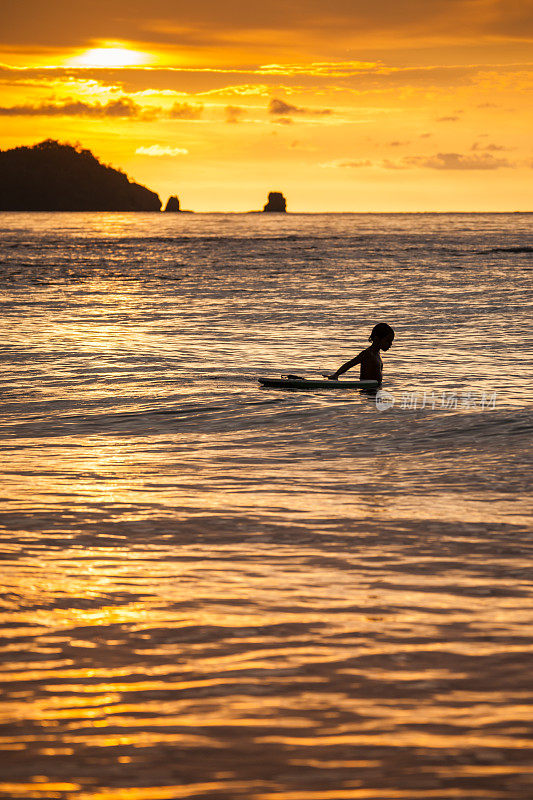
0, 212, 532, 800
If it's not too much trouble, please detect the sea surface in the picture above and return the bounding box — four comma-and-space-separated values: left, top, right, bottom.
0, 212, 532, 800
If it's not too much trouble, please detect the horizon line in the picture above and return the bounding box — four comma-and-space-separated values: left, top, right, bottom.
1, 210, 531, 215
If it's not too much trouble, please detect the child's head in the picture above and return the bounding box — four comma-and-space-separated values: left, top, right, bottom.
369, 322, 395, 350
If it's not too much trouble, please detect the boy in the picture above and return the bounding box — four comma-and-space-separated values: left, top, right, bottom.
328, 323, 395, 385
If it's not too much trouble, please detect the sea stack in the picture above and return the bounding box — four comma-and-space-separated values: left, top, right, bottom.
263, 191, 287, 212
164, 195, 180, 212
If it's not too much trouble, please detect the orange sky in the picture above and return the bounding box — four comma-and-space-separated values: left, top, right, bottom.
0, 0, 531, 211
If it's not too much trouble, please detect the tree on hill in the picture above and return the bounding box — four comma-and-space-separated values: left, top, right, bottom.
0, 139, 161, 211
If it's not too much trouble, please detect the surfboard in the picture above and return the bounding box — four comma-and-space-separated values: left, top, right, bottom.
258, 376, 379, 390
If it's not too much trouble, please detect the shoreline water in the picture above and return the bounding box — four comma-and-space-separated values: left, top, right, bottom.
2, 209, 532, 213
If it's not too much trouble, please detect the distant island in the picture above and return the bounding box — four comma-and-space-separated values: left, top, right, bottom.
164, 195, 181, 212
163, 195, 194, 213
246, 192, 288, 213
0, 139, 161, 211
263, 192, 287, 212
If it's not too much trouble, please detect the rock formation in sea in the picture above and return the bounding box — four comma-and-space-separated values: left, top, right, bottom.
0, 139, 161, 211
263, 191, 287, 212
164, 195, 181, 212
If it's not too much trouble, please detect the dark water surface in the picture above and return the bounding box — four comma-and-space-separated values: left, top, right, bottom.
0, 213, 532, 799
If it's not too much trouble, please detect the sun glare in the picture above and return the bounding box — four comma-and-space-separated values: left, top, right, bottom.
68, 45, 149, 68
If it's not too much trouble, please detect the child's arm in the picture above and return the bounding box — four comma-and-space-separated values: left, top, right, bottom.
328, 351, 364, 380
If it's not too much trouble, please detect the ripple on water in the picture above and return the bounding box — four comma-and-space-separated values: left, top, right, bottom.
0, 213, 532, 799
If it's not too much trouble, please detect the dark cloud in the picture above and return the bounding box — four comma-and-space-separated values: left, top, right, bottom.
1, 1, 531, 50
436, 115, 460, 122
269, 98, 303, 115
268, 97, 332, 116
0, 95, 204, 120
168, 101, 203, 118
0, 96, 145, 117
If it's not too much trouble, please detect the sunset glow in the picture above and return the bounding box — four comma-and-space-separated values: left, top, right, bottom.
0, 1, 531, 210
67, 45, 151, 68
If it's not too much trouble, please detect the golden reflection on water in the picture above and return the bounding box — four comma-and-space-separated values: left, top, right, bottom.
1, 213, 532, 799
2, 523, 532, 798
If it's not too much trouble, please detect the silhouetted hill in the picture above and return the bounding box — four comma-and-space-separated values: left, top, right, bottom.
0, 140, 161, 211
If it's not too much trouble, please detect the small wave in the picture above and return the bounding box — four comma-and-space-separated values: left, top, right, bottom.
480, 246, 533, 254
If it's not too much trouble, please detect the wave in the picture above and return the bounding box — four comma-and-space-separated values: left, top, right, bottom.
480, 246, 533, 254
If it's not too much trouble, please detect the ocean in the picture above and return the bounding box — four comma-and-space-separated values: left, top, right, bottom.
0, 212, 532, 800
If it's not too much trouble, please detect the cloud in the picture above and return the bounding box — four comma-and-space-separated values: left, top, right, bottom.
225, 104, 245, 123
326, 151, 516, 170
471, 141, 511, 152
321, 159, 373, 168
0, 62, 531, 100
268, 97, 332, 116
436, 115, 460, 122
260, 61, 379, 77
381, 158, 407, 170
168, 101, 203, 118
200, 84, 271, 98
0, 96, 145, 117
269, 97, 302, 114
0, 94, 206, 122
136, 145, 189, 156
405, 152, 512, 169
2, 1, 532, 53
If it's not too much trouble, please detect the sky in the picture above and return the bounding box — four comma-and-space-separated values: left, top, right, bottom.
0, 0, 531, 211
